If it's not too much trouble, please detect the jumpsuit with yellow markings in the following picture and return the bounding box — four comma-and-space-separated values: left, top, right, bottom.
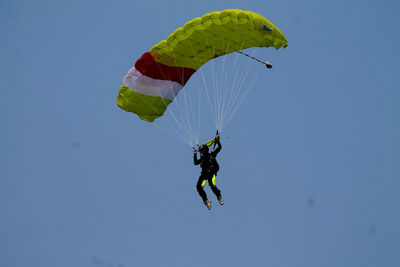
194, 138, 222, 203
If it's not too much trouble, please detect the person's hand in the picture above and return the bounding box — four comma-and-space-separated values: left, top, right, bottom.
193, 149, 198, 154
215, 134, 220, 141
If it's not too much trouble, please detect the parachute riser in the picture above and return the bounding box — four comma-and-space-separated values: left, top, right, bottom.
212, 130, 219, 151
194, 130, 220, 155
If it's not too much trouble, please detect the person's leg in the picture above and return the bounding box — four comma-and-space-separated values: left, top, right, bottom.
208, 174, 221, 199
196, 175, 208, 203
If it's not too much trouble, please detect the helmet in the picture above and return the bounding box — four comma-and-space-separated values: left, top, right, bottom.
199, 145, 209, 152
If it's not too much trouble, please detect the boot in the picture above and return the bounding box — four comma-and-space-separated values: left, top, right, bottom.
218, 196, 224, 205
204, 200, 211, 210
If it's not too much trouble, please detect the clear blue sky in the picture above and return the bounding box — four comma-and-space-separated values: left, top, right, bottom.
1, 0, 400, 266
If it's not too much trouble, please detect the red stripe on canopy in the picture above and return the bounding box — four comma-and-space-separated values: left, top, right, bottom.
135, 52, 196, 86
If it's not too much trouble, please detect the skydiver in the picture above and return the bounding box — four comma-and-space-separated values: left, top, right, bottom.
193, 134, 224, 210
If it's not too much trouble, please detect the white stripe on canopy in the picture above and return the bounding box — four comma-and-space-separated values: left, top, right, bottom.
123, 68, 183, 101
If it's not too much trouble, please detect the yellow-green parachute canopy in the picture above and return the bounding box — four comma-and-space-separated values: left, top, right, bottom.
117, 9, 287, 122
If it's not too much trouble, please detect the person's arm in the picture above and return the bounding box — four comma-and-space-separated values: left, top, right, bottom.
212, 135, 222, 156
193, 150, 201, 165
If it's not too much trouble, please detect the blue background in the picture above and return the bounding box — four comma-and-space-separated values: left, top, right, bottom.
1, 0, 399, 266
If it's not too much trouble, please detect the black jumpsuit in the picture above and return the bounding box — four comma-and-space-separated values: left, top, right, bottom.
194, 140, 222, 202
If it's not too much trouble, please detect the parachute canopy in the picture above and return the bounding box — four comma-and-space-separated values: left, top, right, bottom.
116, 9, 287, 122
